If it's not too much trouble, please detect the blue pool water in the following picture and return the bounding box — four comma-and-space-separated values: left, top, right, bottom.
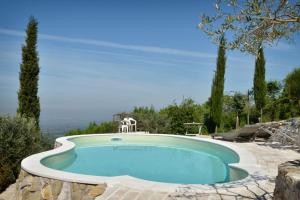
42, 135, 248, 184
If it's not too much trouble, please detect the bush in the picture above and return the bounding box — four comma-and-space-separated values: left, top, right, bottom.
132, 106, 171, 133
0, 158, 15, 192
0, 115, 41, 192
161, 99, 204, 134
285, 68, 300, 101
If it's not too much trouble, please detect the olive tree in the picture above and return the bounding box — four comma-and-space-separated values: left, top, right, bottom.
0, 115, 40, 192
199, 0, 300, 54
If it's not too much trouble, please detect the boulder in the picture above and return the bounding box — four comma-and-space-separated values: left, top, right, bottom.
274, 160, 300, 200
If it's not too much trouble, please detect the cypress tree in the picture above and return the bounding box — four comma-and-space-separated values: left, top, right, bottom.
253, 47, 266, 122
209, 36, 226, 133
17, 17, 40, 128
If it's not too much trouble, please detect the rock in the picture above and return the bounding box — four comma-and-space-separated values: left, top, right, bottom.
79, 183, 86, 190
87, 184, 106, 197
71, 189, 82, 200
57, 182, 71, 200
0, 183, 17, 200
262, 118, 300, 146
30, 177, 42, 192
14, 169, 107, 200
19, 176, 33, 189
72, 182, 79, 192
71, 183, 82, 200
20, 186, 41, 200
41, 184, 53, 199
274, 160, 300, 200
18, 170, 28, 182
51, 180, 62, 197
19, 176, 42, 192
82, 196, 93, 200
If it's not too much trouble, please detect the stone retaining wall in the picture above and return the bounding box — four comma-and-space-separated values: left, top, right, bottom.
274, 160, 300, 200
256, 118, 300, 146
9, 169, 106, 200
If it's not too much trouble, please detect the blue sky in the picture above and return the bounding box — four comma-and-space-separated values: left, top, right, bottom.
0, 0, 299, 132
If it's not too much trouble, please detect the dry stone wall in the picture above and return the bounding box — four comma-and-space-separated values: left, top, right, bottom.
258, 118, 300, 145
6, 169, 106, 200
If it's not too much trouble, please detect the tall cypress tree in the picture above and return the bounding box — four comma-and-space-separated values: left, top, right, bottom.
253, 47, 266, 122
209, 36, 226, 133
17, 17, 40, 128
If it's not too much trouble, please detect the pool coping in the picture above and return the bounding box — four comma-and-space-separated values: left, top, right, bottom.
21, 133, 264, 192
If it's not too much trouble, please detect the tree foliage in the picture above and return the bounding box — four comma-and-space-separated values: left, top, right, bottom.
17, 17, 40, 128
132, 106, 170, 133
199, 0, 300, 54
208, 36, 226, 132
116, 101, 203, 135
218, 93, 247, 131
277, 88, 300, 119
253, 47, 266, 115
162, 99, 203, 134
66, 99, 205, 136
267, 80, 282, 100
232, 92, 246, 116
65, 74, 300, 136
279, 67, 300, 118
285, 67, 300, 100
265, 80, 283, 121
65, 68, 299, 136
0, 115, 40, 192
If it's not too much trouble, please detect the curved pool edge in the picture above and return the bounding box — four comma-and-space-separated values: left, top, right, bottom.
21, 133, 263, 192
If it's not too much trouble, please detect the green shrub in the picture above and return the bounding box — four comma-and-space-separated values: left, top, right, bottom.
161, 99, 204, 134
0, 157, 15, 192
0, 115, 41, 192
285, 68, 300, 101
131, 106, 171, 133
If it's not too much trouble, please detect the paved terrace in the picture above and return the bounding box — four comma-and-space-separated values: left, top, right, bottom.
1, 137, 300, 200
95, 138, 300, 200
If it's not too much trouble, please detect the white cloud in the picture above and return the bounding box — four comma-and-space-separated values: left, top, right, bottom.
45, 47, 216, 70
0, 28, 215, 58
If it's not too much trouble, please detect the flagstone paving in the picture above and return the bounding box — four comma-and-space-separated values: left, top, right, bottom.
96, 139, 300, 200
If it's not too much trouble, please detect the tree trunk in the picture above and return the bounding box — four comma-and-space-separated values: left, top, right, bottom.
247, 112, 250, 125
247, 90, 250, 125
236, 114, 239, 129
260, 108, 263, 123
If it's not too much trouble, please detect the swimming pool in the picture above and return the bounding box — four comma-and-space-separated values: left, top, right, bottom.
39, 134, 248, 184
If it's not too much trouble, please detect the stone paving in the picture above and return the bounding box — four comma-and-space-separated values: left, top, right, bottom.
96, 139, 300, 200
